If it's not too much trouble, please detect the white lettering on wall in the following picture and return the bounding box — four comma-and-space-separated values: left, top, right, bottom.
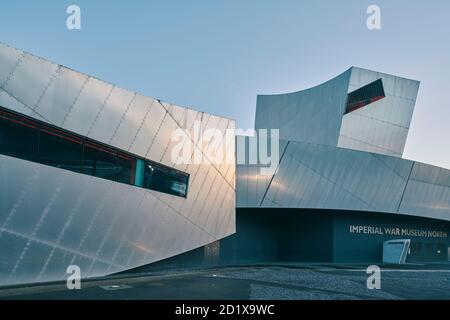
349, 225, 447, 239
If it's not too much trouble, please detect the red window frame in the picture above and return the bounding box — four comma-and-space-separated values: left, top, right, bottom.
40, 126, 83, 145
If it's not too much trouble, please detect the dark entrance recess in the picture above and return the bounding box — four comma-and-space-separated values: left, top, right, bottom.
126, 209, 450, 273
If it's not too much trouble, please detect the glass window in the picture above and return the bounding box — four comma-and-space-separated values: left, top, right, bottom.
0, 114, 38, 161
117, 154, 135, 184
0, 107, 189, 197
346, 78, 385, 114
134, 159, 146, 187
143, 162, 188, 197
83, 143, 118, 181
38, 129, 83, 172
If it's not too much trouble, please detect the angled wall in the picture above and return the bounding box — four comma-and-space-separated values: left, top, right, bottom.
338, 67, 420, 157
237, 139, 450, 223
239, 67, 445, 220
0, 42, 235, 286
255, 69, 352, 147
254, 67, 420, 158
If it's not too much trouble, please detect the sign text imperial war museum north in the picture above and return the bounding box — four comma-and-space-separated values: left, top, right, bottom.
349, 225, 448, 239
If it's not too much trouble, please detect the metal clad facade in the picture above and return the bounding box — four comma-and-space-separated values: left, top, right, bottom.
0, 42, 235, 286
338, 67, 420, 157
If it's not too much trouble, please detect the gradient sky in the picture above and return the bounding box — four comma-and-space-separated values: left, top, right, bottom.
1, 0, 450, 168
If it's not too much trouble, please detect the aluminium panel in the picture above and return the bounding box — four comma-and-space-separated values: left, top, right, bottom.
62, 76, 114, 136
0, 43, 236, 287
0, 42, 23, 86
0, 154, 232, 286
255, 69, 352, 146
3, 53, 59, 112
110, 94, 156, 151
338, 67, 420, 157
35, 66, 90, 126
87, 87, 136, 143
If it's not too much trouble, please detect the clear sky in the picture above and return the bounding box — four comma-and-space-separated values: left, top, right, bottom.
1, 0, 450, 168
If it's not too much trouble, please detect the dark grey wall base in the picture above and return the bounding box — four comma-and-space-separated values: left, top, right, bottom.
124, 209, 450, 274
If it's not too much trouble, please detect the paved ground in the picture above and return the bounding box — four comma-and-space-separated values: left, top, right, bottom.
1, 263, 450, 300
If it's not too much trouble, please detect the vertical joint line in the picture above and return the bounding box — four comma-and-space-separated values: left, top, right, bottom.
259, 141, 290, 207
397, 162, 415, 213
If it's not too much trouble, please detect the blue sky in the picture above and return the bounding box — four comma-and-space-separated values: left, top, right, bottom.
1, 0, 450, 168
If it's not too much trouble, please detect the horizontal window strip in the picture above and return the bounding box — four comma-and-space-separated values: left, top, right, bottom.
0, 105, 189, 198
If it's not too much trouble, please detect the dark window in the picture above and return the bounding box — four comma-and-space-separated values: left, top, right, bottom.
436, 243, 446, 261
345, 78, 385, 114
144, 162, 188, 197
0, 113, 38, 161
0, 106, 189, 198
424, 242, 435, 262
83, 143, 118, 181
117, 154, 135, 184
407, 242, 423, 263
39, 128, 83, 172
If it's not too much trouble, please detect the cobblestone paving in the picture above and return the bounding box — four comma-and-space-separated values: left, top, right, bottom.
1, 264, 450, 300
220, 267, 402, 299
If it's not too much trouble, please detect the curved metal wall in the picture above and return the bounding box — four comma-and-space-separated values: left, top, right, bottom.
237, 139, 450, 222
255, 67, 420, 159
239, 67, 449, 223
0, 42, 236, 286
255, 69, 352, 147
